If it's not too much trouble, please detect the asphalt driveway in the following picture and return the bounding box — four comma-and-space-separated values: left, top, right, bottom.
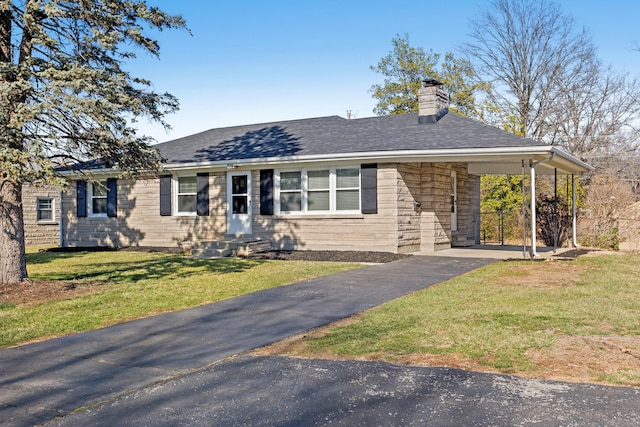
1, 255, 639, 426
53, 355, 640, 427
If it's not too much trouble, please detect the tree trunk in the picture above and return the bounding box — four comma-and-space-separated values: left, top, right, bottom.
0, 180, 28, 285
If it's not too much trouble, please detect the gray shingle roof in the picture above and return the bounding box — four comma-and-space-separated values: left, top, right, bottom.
155, 112, 547, 165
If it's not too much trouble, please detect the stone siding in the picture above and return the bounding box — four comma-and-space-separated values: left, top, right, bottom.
22, 184, 61, 246
62, 173, 227, 248
252, 166, 399, 252
452, 163, 480, 247
57, 163, 480, 254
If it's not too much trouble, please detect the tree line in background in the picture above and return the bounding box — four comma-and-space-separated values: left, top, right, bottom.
370, 0, 640, 250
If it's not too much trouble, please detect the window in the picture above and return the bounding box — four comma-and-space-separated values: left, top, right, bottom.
276, 167, 360, 214
177, 176, 197, 214
336, 168, 360, 211
36, 198, 54, 222
89, 181, 108, 217
308, 170, 330, 211
279, 171, 302, 212
77, 179, 116, 218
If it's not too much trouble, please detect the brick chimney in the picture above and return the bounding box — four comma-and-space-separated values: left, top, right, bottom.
418, 79, 449, 124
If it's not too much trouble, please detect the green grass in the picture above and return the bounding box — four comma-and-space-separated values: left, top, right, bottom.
301, 254, 640, 376
0, 250, 362, 348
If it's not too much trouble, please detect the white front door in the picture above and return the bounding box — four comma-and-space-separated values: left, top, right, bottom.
451, 170, 457, 232
227, 172, 252, 236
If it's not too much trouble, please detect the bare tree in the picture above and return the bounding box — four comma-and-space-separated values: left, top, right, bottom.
546, 64, 640, 161
461, 0, 596, 140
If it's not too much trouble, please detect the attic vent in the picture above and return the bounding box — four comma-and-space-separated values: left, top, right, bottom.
418, 79, 449, 124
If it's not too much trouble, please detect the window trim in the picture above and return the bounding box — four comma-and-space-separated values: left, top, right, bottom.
88, 181, 108, 218
275, 167, 361, 215
36, 197, 56, 223
173, 175, 198, 216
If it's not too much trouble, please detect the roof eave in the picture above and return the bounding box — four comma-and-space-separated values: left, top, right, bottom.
163, 146, 593, 175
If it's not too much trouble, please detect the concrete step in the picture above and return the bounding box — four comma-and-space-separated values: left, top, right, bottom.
192, 238, 272, 259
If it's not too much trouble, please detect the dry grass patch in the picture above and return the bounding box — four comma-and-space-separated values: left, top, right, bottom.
0, 280, 99, 307
525, 335, 640, 385
490, 261, 583, 289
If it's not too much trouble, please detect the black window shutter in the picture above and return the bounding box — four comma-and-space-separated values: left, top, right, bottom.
107, 178, 117, 217
361, 163, 378, 214
159, 175, 172, 216
77, 180, 87, 217
197, 173, 209, 216
260, 169, 274, 215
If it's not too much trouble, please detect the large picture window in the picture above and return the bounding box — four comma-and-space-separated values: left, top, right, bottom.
276, 167, 360, 214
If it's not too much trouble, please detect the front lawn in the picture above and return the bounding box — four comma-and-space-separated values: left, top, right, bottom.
0, 249, 361, 348
261, 253, 640, 387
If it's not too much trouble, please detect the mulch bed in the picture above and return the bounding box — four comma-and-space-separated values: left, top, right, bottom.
44, 246, 187, 254
42, 246, 409, 263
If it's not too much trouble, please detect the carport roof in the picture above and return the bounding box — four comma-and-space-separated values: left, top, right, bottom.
155, 111, 592, 175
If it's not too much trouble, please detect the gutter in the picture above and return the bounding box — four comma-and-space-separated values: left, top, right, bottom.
161, 146, 591, 172
55, 146, 592, 176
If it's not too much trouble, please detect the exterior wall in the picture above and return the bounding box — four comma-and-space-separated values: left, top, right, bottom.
396, 163, 423, 253
419, 163, 452, 252
62, 173, 227, 248
252, 166, 399, 252
398, 162, 480, 253
57, 162, 481, 254
22, 184, 61, 246
252, 162, 479, 254
451, 163, 480, 247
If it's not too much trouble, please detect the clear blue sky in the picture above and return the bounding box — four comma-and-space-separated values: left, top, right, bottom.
130, 0, 640, 143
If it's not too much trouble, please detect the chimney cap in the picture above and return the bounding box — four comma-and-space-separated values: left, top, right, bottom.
422, 78, 443, 87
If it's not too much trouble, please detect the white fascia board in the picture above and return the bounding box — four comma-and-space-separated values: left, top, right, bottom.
549, 147, 593, 172
66, 146, 591, 176
163, 146, 592, 174
56, 168, 121, 178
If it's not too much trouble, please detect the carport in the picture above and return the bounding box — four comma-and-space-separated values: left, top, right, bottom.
464, 145, 593, 258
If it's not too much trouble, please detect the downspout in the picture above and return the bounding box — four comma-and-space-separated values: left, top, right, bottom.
58, 191, 63, 247
529, 153, 555, 258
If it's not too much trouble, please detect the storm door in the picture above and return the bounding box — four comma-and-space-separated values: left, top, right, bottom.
227, 172, 252, 235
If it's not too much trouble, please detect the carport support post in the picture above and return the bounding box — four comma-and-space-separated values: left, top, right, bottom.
530, 160, 539, 257
572, 174, 579, 247
553, 168, 558, 253
522, 160, 527, 259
